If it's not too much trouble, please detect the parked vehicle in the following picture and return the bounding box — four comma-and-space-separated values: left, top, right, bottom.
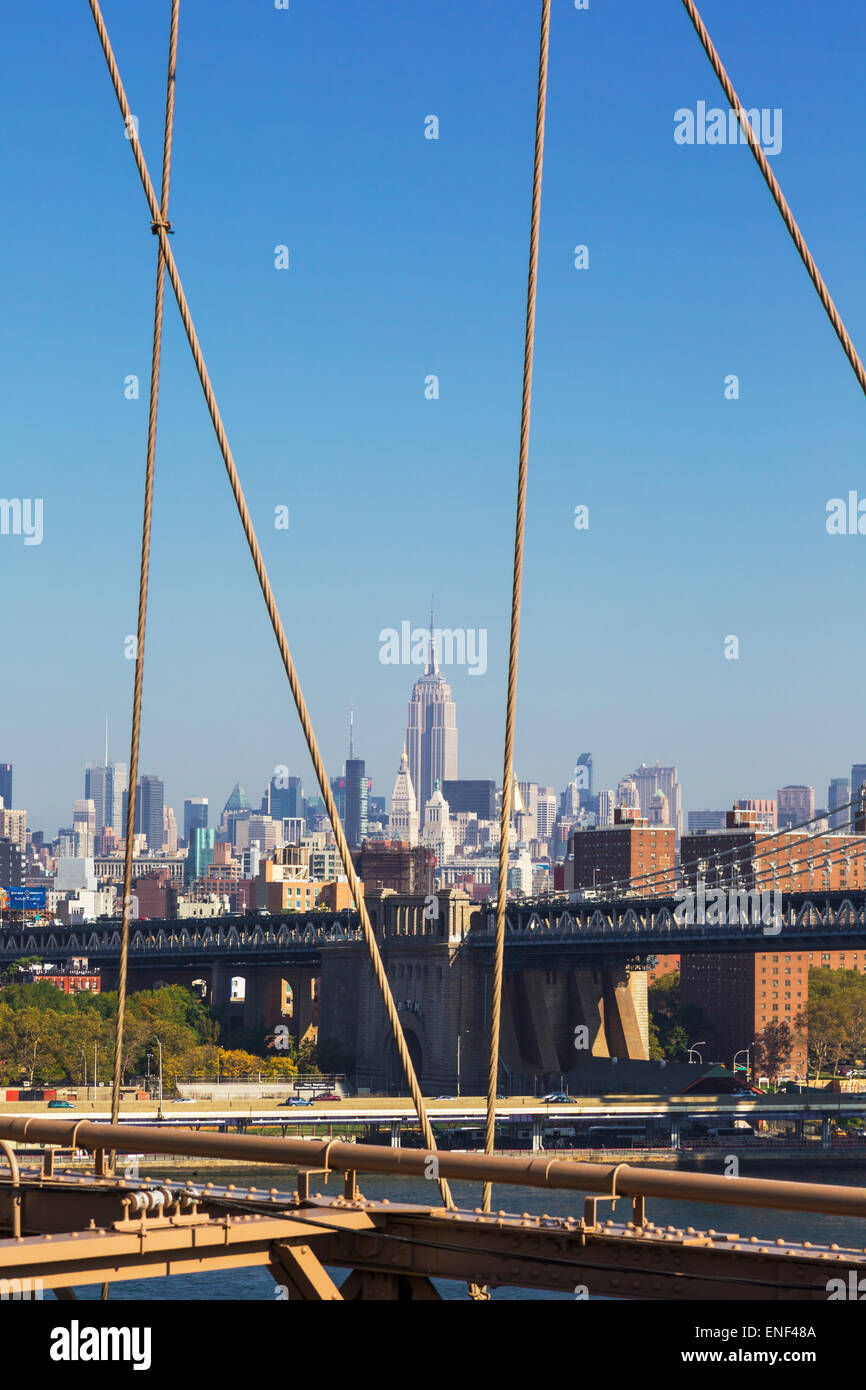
281, 1096, 312, 1107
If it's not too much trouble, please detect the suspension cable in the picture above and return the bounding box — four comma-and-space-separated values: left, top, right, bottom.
483, 0, 551, 1215
87, 0, 452, 1210
110, 0, 179, 1133
681, 0, 866, 398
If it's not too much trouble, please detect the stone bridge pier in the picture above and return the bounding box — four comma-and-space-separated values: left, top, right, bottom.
210, 963, 318, 1043
497, 966, 649, 1080
318, 890, 650, 1091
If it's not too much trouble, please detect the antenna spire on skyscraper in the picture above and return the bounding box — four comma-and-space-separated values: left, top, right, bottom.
348, 708, 354, 760
425, 596, 439, 675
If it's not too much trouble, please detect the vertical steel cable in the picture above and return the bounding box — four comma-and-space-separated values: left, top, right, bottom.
482, 0, 551, 1215
681, 0, 866, 399
87, 0, 453, 1209
110, 0, 180, 1133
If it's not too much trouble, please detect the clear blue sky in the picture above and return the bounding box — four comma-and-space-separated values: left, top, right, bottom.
1, 0, 865, 835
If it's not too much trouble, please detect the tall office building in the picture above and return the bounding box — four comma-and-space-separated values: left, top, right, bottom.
131, 776, 165, 851
617, 777, 639, 810
851, 765, 866, 818
828, 777, 850, 831
72, 799, 96, 857
575, 752, 593, 807
441, 780, 495, 822
517, 782, 539, 840
0, 837, 24, 889
266, 774, 304, 822
0, 764, 12, 808
0, 804, 26, 852
330, 777, 346, 823
163, 806, 178, 853
388, 749, 420, 845
405, 616, 458, 821
596, 789, 615, 827
183, 797, 208, 846
85, 760, 127, 837
185, 826, 215, 884
630, 763, 683, 839
777, 785, 815, 830
536, 786, 557, 838
220, 784, 252, 846
345, 758, 368, 850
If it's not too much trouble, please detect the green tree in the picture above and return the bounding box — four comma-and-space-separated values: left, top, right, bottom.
753, 1020, 795, 1083
648, 972, 706, 1061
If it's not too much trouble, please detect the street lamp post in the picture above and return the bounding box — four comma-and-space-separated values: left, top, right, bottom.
687, 1041, 706, 1065
155, 1038, 164, 1120
733, 1047, 751, 1080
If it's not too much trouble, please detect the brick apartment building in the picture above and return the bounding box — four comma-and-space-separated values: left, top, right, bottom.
568, 808, 676, 896
674, 804, 866, 1076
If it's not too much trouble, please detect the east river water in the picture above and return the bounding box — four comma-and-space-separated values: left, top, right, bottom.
68, 1157, 866, 1301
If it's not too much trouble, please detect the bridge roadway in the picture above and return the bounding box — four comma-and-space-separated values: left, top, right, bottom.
3, 888, 866, 966
5, 1093, 866, 1153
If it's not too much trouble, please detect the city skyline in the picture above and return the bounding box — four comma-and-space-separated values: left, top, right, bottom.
4, 733, 865, 845
2, 1, 865, 845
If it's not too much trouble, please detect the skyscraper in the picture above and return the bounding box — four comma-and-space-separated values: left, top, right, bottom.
344, 713, 368, 851
138, 776, 165, 851
0, 764, 12, 808
630, 763, 683, 840
536, 786, 557, 838
575, 752, 593, 805
72, 799, 96, 857
266, 775, 304, 822
183, 797, 209, 846
777, 785, 815, 830
85, 761, 127, 837
405, 614, 458, 821
185, 826, 215, 884
851, 765, 866, 819
388, 748, 419, 845
829, 777, 850, 831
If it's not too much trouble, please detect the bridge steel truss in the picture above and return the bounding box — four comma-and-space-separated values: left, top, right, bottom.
4, 889, 866, 969
474, 890, 866, 960
1, 1118, 865, 1301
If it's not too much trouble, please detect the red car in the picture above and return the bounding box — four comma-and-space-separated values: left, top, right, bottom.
315, 1092, 341, 1102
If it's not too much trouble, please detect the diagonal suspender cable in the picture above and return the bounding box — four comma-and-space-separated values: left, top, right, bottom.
482, 0, 551, 1215
110, 0, 180, 1134
87, 0, 453, 1210
681, 0, 866, 400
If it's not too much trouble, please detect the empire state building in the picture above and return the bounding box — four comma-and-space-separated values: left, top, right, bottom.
405, 618, 458, 819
